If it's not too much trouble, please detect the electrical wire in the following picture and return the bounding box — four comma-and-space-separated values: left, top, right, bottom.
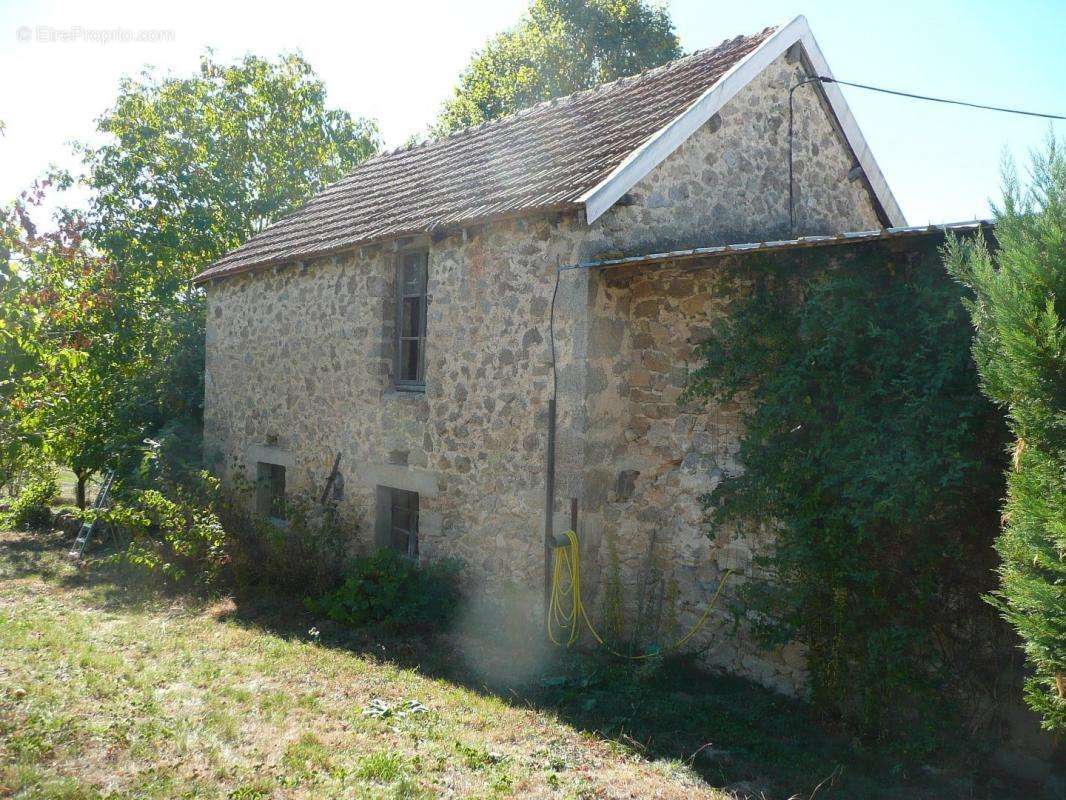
820, 76, 1066, 122
543, 264, 563, 619
549, 266, 560, 403
788, 76, 824, 234
788, 74, 1065, 233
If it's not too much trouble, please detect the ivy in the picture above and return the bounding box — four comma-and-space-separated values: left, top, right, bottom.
684, 242, 1008, 754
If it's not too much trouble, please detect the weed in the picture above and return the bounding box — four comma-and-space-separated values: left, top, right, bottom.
362, 698, 429, 720
354, 751, 406, 782
455, 740, 505, 770
308, 548, 461, 631
228, 784, 271, 800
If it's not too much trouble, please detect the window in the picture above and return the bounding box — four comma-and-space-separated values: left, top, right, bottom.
256, 462, 286, 520
394, 250, 428, 389
387, 487, 419, 558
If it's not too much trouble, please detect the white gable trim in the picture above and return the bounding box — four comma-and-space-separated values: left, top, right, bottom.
579, 15, 906, 227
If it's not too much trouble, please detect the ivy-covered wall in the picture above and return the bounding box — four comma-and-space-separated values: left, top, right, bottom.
578, 231, 1012, 728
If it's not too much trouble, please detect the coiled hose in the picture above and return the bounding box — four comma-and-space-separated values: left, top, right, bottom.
548, 529, 733, 659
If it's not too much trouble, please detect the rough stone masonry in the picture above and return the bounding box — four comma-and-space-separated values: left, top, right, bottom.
202, 51, 881, 694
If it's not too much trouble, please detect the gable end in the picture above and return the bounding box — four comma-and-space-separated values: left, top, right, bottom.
579, 15, 905, 228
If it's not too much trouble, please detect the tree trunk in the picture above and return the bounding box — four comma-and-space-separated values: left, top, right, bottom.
75, 472, 88, 510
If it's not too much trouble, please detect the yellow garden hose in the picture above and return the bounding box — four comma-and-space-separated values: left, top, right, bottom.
548, 529, 733, 659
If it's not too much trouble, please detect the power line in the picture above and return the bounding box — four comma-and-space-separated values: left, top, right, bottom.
788, 75, 1066, 233
818, 76, 1066, 121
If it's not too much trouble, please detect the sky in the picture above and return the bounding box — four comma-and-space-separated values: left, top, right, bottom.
1, 0, 1065, 227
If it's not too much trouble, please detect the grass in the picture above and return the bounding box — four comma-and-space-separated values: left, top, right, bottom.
0, 528, 1030, 799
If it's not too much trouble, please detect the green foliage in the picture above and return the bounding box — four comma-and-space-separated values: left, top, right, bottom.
223, 485, 351, 597
105, 472, 228, 590
132, 418, 206, 489
79, 52, 379, 295
2, 462, 58, 530
0, 181, 132, 496
0, 225, 44, 485
308, 549, 461, 631
91, 437, 354, 596
1, 52, 379, 493
0, 441, 33, 499
684, 245, 1007, 753
944, 140, 1066, 733
435, 0, 680, 134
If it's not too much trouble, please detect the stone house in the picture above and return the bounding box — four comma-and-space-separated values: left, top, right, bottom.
193, 16, 907, 692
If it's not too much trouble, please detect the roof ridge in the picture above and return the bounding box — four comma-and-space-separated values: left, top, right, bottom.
370, 27, 777, 163
194, 24, 782, 283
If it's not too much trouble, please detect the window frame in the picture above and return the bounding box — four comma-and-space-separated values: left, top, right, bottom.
255, 462, 287, 522
387, 487, 419, 559
393, 249, 429, 391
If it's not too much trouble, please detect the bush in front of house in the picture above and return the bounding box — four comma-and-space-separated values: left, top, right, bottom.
99, 471, 351, 597
222, 487, 351, 597
2, 463, 58, 530
684, 241, 1008, 756
307, 548, 462, 631
114, 439, 347, 595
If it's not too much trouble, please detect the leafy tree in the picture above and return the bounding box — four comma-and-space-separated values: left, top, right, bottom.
684, 243, 1007, 753
2, 53, 379, 505
80, 52, 379, 296
0, 223, 34, 496
1, 180, 142, 506
945, 141, 1066, 733
436, 0, 680, 135
78, 53, 379, 459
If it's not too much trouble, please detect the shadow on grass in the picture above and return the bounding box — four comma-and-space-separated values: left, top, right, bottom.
0, 528, 210, 614
0, 528, 72, 581
0, 530, 1033, 800
209, 588, 996, 800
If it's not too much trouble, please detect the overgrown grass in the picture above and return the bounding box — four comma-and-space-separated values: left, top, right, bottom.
0, 529, 1035, 799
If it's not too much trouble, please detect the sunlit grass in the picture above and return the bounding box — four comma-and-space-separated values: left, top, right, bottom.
0, 529, 729, 799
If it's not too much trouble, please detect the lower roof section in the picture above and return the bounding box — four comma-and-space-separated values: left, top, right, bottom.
563, 221, 992, 272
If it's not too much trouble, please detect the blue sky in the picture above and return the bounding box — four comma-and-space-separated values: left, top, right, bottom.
1, 0, 1064, 226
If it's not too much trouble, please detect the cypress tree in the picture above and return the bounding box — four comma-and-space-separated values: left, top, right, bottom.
945, 139, 1066, 732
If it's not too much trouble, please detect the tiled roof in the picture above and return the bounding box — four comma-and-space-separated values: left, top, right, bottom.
194, 27, 776, 283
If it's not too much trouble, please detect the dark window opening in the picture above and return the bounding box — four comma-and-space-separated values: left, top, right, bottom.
387, 487, 419, 559
394, 250, 428, 389
256, 462, 286, 520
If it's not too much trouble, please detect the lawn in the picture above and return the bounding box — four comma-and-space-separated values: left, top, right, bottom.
0, 528, 1022, 799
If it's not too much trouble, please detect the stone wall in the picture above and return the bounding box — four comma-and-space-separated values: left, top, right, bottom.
578, 259, 804, 693
203, 50, 884, 695
588, 49, 883, 258
204, 215, 591, 592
